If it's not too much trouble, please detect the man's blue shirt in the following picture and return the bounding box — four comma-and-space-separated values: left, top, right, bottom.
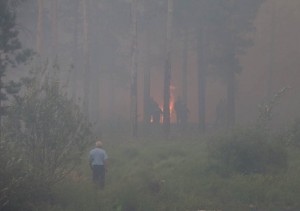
89, 148, 108, 166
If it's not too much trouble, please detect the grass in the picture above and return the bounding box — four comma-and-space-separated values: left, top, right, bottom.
43, 134, 300, 211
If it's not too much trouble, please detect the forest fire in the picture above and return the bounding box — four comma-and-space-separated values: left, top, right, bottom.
159, 85, 176, 123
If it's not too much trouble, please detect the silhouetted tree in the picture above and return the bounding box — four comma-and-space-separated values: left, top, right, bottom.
130, 0, 138, 137
82, 0, 90, 116
174, 0, 219, 132
266, 1, 277, 101
51, 0, 58, 56
36, 0, 43, 55
163, 0, 173, 135
213, 0, 264, 128
139, 0, 165, 127
0, 0, 31, 132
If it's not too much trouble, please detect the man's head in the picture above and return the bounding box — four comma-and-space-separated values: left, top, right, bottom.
95, 141, 103, 148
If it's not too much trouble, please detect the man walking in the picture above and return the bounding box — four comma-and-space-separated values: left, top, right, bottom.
89, 140, 108, 189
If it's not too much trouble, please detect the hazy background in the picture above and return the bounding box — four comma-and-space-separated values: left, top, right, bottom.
9, 0, 300, 132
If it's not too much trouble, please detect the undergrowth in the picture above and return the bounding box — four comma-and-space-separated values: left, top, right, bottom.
41, 130, 300, 211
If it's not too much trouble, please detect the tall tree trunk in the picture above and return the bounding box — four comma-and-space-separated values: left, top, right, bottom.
108, 66, 115, 125
267, 1, 277, 101
182, 29, 189, 106
142, 1, 151, 126
130, 0, 138, 137
71, 0, 80, 99
227, 68, 235, 128
143, 40, 151, 124
0, 62, 3, 136
226, 17, 236, 129
163, 0, 173, 135
51, 0, 58, 57
88, 0, 102, 133
82, 0, 90, 117
197, 26, 207, 133
36, 0, 44, 55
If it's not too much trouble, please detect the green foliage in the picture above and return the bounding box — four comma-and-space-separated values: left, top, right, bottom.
0, 0, 33, 116
0, 132, 52, 211
207, 128, 287, 175
0, 0, 28, 70
282, 117, 300, 148
2, 125, 299, 210
257, 87, 290, 129
34, 131, 300, 211
0, 135, 25, 210
0, 64, 93, 210
7, 68, 92, 184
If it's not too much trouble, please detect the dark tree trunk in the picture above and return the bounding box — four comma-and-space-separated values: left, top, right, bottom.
71, 0, 80, 99
182, 29, 189, 107
163, 0, 173, 136
82, 0, 90, 117
226, 69, 235, 128
109, 71, 115, 125
51, 0, 58, 57
163, 56, 171, 134
197, 27, 207, 133
130, 0, 138, 137
267, 1, 277, 101
143, 44, 151, 124
36, 0, 44, 55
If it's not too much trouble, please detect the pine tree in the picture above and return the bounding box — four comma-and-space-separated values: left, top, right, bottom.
0, 0, 32, 127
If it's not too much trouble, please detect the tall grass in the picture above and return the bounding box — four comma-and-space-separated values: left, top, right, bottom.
44, 132, 300, 211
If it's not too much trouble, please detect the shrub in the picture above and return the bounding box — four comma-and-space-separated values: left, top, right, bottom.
1, 66, 93, 209
287, 117, 300, 147
207, 128, 287, 175
0, 136, 25, 210
0, 134, 51, 211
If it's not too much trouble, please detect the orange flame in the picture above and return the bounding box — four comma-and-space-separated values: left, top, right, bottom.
159, 85, 176, 123
170, 85, 176, 122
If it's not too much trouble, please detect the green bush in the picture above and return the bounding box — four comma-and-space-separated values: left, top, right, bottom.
0, 134, 52, 211
287, 118, 300, 147
207, 128, 287, 175
0, 136, 25, 210
37, 135, 300, 211
0, 67, 93, 210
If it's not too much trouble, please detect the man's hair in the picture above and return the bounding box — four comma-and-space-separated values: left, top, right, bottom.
95, 141, 103, 148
